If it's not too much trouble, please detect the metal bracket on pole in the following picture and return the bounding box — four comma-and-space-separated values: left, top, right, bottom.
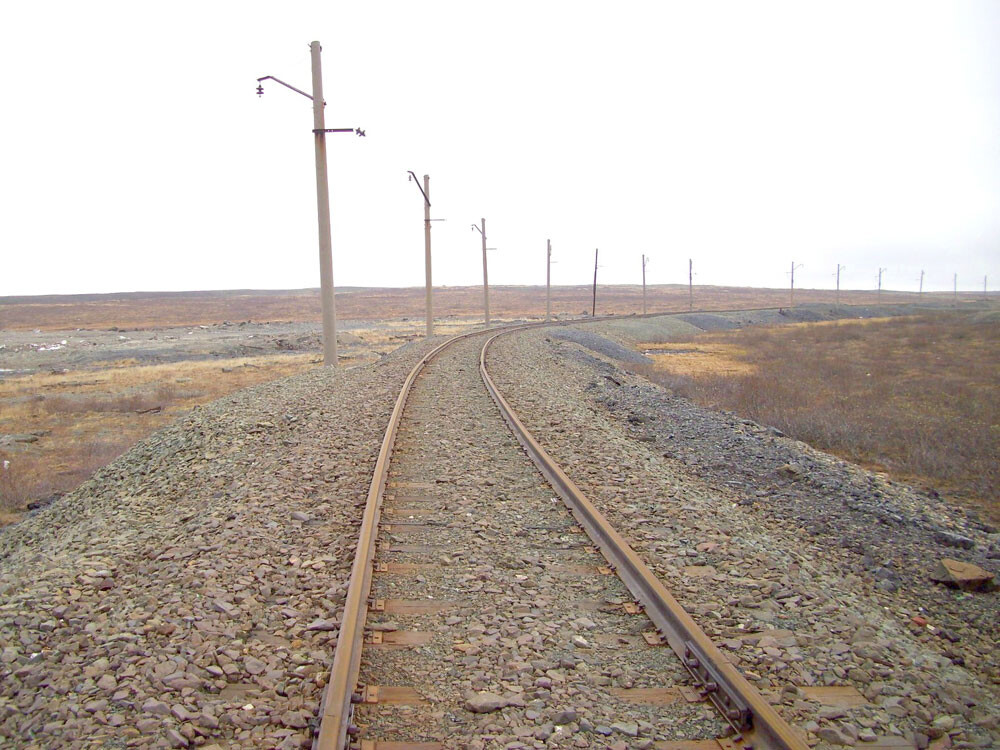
256, 75, 318, 102
407, 171, 431, 207
314, 128, 367, 136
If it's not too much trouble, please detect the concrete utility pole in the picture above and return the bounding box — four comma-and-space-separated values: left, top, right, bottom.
309, 43, 337, 365
423, 175, 432, 336
835, 264, 844, 305
471, 219, 490, 325
789, 262, 803, 307
546, 239, 552, 321
919, 269, 925, 298
256, 41, 365, 366
688, 259, 693, 312
592, 249, 599, 317
877, 267, 887, 306
641, 254, 648, 315
407, 171, 433, 336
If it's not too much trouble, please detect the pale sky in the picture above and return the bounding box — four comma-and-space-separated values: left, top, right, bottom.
1, 0, 997, 297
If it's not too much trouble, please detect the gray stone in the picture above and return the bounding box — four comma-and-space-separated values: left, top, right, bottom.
611, 721, 639, 737
816, 726, 856, 745
934, 530, 975, 549
465, 692, 507, 713
142, 699, 170, 716
553, 710, 578, 725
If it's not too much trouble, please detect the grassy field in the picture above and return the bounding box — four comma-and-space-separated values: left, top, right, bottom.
636, 312, 1000, 523
0, 355, 318, 524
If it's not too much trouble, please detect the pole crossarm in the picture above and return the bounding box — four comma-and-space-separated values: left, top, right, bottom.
314, 128, 367, 136
256, 75, 318, 103
407, 171, 431, 206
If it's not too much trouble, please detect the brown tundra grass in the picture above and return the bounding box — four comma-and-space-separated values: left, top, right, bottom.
0, 354, 318, 524
636, 313, 1000, 523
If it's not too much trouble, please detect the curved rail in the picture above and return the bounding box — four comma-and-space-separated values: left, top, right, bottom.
315, 304, 892, 748
313, 328, 486, 749
480, 328, 809, 750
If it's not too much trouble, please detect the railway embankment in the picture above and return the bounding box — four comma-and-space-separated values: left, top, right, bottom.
489, 319, 999, 749
0, 339, 437, 748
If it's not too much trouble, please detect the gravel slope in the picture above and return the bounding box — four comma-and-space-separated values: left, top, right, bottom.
488, 322, 999, 750
0, 340, 437, 749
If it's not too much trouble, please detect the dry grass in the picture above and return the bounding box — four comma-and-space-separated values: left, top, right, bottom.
636, 313, 1000, 523
1, 285, 979, 331
0, 354, 319, 523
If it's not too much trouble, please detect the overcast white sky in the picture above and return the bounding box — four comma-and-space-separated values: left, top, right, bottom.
1, 0, 997, 296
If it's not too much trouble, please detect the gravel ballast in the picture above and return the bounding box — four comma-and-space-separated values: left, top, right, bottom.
3, 306, 997, 749
488, 320, 999, 749
0, 340, 437, 749
356, 335, 725, 748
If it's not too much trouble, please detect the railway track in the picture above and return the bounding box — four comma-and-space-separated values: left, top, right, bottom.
313, 318, 810, 750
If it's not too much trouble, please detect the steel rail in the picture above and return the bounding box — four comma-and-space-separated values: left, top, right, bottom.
313, 318, 572, 748
313, 327, 489, 750
315, 302, 899, 748
480, 330, 810, 750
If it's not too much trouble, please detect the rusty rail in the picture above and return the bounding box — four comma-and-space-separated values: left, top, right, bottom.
313, 304, 897, 748
312, 330, 481, 749
480, 329, 810, 750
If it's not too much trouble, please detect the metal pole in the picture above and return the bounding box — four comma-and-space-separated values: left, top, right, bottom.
546, 239, 552, 321
836, 264, 841, 305
310, 41, 337, 366
919, 269, 924, 298
592, 249, 598, 317
641, 254, 647, 315
481, 218, 490, 325
688, 259, 693, 312
424, 175, 433, 337
878, 268, 883, 307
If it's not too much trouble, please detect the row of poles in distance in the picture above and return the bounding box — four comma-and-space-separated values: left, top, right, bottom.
798, 263, 987, 307
257, 42, 579, 366
259, 42, 504, 366
259, 43, 990, 367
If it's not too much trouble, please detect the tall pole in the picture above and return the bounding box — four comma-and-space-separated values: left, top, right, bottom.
689, 259, 693, 312
919, 269, 924, 298
641, 254, 647, 315
877, 267, 886, 306
592, 249, 598, 317
790, 261, 795, 307
481, 218, 490, 325
310, 42, 337, 366
546, 239, 552, 321
836, 264, 842, 305
424, 175, 433, 337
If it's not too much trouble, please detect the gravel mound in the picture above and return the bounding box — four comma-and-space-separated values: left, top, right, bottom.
0, 340, 437, 748
673, 313, 744, 331
547, 328, 651, 364
597, 317, 703, 344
